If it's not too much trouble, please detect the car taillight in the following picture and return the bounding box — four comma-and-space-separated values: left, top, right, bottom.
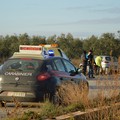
37, 72, 51, 81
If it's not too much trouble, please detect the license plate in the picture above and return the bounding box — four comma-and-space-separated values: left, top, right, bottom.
7, 92, 25, 97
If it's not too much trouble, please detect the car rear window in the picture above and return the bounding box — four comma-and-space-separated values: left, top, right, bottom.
105, 57, 111, 61
2, 58, 42, 72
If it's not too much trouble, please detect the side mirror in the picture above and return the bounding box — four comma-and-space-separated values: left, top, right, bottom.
69, 70, 76, 76
76, 68, 82, 73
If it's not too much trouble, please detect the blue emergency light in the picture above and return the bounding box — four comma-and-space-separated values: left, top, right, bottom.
48, 50, 54, 57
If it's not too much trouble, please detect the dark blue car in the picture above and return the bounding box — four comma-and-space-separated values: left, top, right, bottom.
0, 54, 89, 105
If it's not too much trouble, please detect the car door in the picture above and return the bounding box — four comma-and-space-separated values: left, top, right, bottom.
62, 58, 85, 83
51, 58, 71, 81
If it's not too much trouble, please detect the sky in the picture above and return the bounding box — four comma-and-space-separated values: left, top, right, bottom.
0, 0, 120, 38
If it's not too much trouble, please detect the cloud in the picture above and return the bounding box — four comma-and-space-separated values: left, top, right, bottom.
38, 17, 120, 26
75, 17, 120, 24
94, 7, 120, 14
66, 5, 120, 14
65, 4, 103, 11
66, 6, 92, 10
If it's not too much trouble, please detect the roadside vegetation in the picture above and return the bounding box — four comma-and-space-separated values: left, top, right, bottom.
3, 74, 120, 120
0, 31, 120, 63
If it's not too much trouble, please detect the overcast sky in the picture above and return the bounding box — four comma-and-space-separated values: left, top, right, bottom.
0, 0, 120, 38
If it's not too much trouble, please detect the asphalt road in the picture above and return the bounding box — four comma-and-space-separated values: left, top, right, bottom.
0, 74, 120, 119
88, 74, 120, 99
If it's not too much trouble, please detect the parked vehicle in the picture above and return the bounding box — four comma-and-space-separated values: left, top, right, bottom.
99, 55, 118, 74
0, 45, 89, 105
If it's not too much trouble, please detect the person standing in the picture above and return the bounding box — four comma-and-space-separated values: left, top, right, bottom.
95, 55, 102, 75
87, 50, 95, 78
80, 50, 88, 75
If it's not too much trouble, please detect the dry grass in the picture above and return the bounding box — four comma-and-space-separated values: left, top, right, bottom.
71, 59, 80, 67
2, 80, 120, 120
56, 81, 88, 106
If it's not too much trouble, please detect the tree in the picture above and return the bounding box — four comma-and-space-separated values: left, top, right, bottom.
18, 33, 30, 45
0, 32, 120, 63
31, 36, 46, 45
99, 33, 117, 56
83, 35, 98, 54
47, 35, 57, 44
71, 39, 83, 58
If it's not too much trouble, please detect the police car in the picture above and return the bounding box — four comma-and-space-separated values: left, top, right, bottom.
0, 45, 89, 104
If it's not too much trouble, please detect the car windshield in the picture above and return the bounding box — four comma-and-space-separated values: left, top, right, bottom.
2, 58, 41, 72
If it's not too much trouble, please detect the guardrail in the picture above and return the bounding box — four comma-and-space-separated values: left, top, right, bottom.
46, 102, 120, 120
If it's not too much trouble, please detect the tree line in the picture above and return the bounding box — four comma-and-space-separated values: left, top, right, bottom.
0, 32, 120, 63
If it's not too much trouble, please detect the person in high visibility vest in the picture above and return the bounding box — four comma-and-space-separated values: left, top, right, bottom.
95, 56, 102, 75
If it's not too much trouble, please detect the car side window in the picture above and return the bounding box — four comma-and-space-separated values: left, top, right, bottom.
53, 58, 66, 72
62, 59, 76, 73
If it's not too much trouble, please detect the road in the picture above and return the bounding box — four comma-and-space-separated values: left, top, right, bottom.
88, 74, 120, 99
0, 74, 120, 119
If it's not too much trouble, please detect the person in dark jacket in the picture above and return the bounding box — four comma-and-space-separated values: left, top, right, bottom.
80, 50, 88, 75
87, 50, 95, 78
